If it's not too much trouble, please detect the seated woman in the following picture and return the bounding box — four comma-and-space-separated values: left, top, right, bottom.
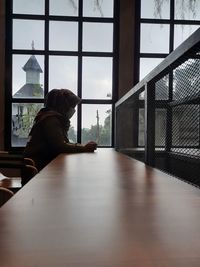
24, 89, 97, 179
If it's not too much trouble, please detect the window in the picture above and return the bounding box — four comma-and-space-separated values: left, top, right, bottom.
6, 0, 118, 149
137, 0, 200, 149
138, 0, 200, 81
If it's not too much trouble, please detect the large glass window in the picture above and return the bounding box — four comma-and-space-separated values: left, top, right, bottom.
137, 0, 200, 150
82, 57, 113, 99
139, 0, 200, 82
6, 0, 118, 149
140, 24, 170, 54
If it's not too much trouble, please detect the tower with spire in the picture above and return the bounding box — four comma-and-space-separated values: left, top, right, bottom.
12, 42, 44, 146
14, 41, 43, 98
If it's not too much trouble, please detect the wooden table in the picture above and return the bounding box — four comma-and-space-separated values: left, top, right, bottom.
1, 148, 200, 267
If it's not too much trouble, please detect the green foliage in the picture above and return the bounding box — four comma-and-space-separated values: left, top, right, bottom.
16, 104, 43, 138
67, 113, 111, 146
68, 126, 77, 143
33, 84, 43, 97
17, 105, 112, 146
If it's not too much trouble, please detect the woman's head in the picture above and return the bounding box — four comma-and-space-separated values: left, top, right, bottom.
45, 89, 81, 117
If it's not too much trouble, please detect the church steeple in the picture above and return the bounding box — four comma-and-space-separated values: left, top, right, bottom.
22, 42, 43, 84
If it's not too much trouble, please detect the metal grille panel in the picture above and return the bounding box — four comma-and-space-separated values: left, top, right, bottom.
173, 58, 200, 100
172, 105, 199, 148
115, 38, 200, 187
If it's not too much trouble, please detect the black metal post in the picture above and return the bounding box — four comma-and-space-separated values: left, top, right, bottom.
144, 82, 155, 166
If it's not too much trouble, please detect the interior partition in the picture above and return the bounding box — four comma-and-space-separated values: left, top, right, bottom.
115, 28, 200, 187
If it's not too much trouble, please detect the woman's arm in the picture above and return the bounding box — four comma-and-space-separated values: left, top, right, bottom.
42, 117, 97, 153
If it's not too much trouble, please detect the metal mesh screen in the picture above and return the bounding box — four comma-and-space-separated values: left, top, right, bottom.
155, 74, 169, 100
173, 58, 200, 100
138, 108, 145, 146
155, 109, 167, 147
116, 90, 145, 161
115, 46, 200, 186
153, 52, 200, 185
154, 74, 168, 148
172, 105, 199, 148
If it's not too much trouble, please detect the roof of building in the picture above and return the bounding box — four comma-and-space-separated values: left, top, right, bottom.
23, 55, 43, 73
13, 84, 44, 98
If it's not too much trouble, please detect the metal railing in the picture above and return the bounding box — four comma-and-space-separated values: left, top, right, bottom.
115, 27, 200, 187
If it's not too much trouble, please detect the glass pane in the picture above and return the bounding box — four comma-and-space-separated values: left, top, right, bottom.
82, 57, 112, 99
140, 58, 164, 80
141, 0, 170, 19
83, 22, 113, 52
13, 19, 44, 50
83, 0, 114, 17
140, 24, 170, 53
49, 21, 78, 51
174, 25, 199, 49
13, 0, 45, 15
50, 0, 78, 16
175, 0, 200, 20
82, 104, 112, 146
68, 108, 77, 143
13, 55, 44, 98
49, 56, 78, 94
12, 103, 43, 147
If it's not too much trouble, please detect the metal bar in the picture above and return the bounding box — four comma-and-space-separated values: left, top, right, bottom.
144, 82, 155, 166
165, 71, 173, 152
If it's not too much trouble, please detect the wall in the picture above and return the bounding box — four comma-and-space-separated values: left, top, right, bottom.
118, 0, 136, 99
0, 0, 5, 150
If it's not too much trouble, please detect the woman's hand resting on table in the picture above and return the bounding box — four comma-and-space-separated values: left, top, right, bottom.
84, 141, 97, 152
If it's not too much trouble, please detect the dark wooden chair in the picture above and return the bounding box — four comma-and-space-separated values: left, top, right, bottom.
0, 152, 38, 192
0, 187, 14, 207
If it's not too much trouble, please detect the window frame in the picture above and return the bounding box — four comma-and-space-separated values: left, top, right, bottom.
5, 0, 119, 150
135, 0, 200, 84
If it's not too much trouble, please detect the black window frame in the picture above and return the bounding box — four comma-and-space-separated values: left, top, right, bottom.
135, 0, 200, 84
5, 0, 119, 151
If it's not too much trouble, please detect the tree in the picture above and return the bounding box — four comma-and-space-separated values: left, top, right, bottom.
69, 0, 104, 17
81, 109, 111, 146
15, 104, 42, 138
154, 0, 197, 19
68, 126, 76, 143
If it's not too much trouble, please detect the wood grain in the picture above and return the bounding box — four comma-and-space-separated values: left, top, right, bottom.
1, 148, 200, 267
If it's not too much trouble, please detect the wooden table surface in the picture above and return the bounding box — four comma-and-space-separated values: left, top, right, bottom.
1, 148, 200, 267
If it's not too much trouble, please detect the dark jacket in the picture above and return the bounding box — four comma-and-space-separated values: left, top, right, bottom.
24, 108, 85, 172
